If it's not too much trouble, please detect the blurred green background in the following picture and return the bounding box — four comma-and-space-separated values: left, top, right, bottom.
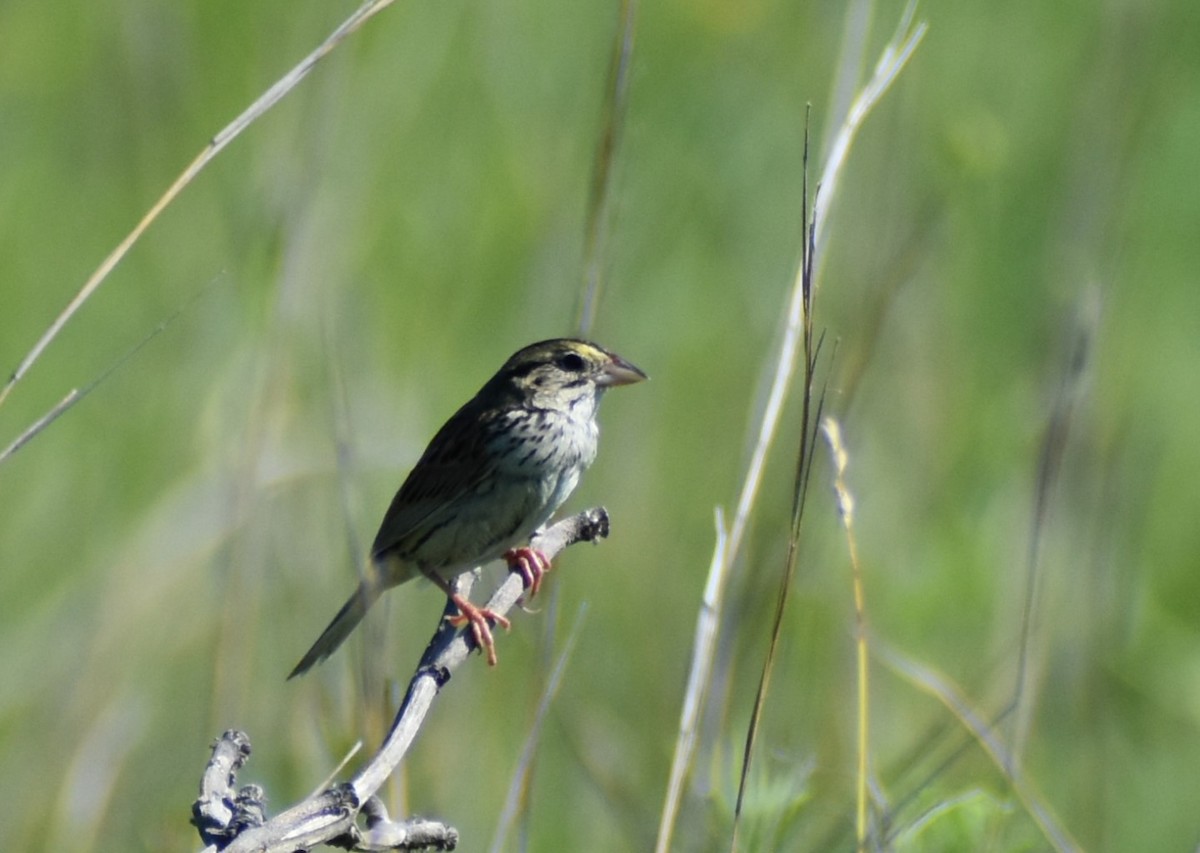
2, 0, 1198, 849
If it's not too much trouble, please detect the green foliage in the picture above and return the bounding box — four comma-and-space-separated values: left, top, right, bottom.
894, 789, 1035, 852
2, 0, 1199, 849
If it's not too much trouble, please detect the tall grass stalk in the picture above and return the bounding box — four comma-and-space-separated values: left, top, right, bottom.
575, 0, 639, 338
881, 644, 1082, 852
489, 604, 589, 853
0, 0, 400, 416
730, 9, 926, 850
655, 510, 729, 853
822, 417, 870, 850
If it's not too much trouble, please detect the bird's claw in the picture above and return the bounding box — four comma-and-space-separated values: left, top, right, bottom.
447, 596, 510, 666
505, 547, 552, 599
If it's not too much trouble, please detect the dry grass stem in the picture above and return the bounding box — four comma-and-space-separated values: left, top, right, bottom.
822, 417, 870, 850
655, 509, 729, 853
725, 8, 925, 848
880, 644, 1083, 853
489, 603, 589, 853
576, 0, 639, 337
1010, 291, 1098, 765
812, 5, 927, 271
0, 0, 400, 413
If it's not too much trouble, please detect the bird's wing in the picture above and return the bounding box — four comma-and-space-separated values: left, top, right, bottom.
369, 404, 501, 560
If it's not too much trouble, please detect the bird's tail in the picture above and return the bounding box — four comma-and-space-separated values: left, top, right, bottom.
287, 581, 381, 679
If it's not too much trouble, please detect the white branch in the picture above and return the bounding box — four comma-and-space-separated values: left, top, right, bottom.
193, 507, 611, 852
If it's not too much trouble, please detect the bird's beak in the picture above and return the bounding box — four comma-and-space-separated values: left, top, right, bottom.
598, 353, 648, 387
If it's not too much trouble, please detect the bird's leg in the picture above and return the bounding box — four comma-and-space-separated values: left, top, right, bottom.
504, 547, 552, 598
423, 570, 510, 666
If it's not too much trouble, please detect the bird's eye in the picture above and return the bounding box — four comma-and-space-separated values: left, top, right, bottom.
558, 352, 586, 372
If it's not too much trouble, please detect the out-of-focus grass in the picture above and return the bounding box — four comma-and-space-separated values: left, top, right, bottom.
2, 0, 1199, 850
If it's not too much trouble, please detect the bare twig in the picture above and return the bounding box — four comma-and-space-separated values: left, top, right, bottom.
194, 508, 611, 853
192, 730, 259, 847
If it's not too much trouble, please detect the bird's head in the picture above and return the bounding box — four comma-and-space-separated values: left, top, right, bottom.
493, 338, 647, 412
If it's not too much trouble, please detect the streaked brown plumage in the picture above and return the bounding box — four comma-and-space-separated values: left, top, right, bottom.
289, 339, 645, 677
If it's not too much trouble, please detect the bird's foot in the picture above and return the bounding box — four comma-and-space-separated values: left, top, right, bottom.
446, 594, 511, 666
504, 547, 552, 599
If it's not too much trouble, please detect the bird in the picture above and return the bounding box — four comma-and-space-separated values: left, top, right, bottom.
288, 338, 646, 678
